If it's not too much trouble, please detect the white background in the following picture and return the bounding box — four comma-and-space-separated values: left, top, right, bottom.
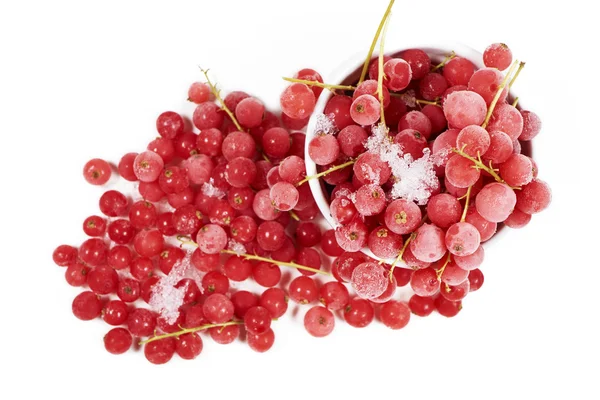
1, 0, 598, 399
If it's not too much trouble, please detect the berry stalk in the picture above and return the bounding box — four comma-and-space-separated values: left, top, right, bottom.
435, 252, 453, 279
220, 250, 332, 276
282, 77, 355, 92
431, 51, 456, 72
451, 146, 520, 189
387, 232, 416, 281
296, 159, 356, 186
175, 236, 331, 276
481, 60, 519, 128
357, 0, 396, 85
139, 321, 244, 345
377, 13, 391, 127
508, 62, 526, 89
201, 68, 244, 132
460, 186, 472, 222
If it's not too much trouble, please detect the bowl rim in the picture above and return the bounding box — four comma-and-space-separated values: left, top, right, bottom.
304, 41, 523, 264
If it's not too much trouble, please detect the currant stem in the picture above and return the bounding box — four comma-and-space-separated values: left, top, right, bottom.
460, 185, 472, 222
358, 0, 396, 85
388, 232, 416, 282
435, 252, 453, 280
416, 99, 440, 106
451, 147, 522, 190
282, 77, 355, 92
452, 146, 501, 183
220, 250, 332, 276
377, 14, 391, 128
512, 97, 519, 108
389, 92, 439, 106
296, 159, 356, 186
508, 62, 526, 90
288, 210, 300, 221
481, 60, 519, 128
200, 68, 244, 132
139, 321, 244, 345
262, 152, 271, 163
431, 51, 456, 72
176, 235, 197, 247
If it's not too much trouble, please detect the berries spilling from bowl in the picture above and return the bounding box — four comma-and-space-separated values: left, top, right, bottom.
53, 0, 550, 364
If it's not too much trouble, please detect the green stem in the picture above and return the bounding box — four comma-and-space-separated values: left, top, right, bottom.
139, 321, 244, 345
200, 68, 244, 132
481, 60, 519, 128
296, 160, 356, 186
431, 51, 456, 72
357, 0, 396, 84
221, 250, 332, 276
282, 77, 355, 92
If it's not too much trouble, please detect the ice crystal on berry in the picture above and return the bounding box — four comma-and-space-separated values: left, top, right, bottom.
201, 178, 226, 199
149, 251, 192, 324
227, 239, 246, 255
314, 113, 338, 135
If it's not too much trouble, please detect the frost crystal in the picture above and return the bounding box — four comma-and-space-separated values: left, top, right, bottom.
366, 124, 437, 205
314, 113, 338, 136
433, 147, 451, 166
227, 239, 246, 255
398, 89, 416, 108
149, 250, 193, 324
201, 178, 226, 199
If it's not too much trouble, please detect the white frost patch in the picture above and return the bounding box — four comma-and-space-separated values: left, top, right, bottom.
149, 251, 192, 325
398, 89, 417, 108
314, 113, 338, 135
201, 178, 225, 199
360, 163, 381, 186
227, 239, 246, 255
366, 123, 437, 205
433, 147, 451, 166
333, 187, 353, 200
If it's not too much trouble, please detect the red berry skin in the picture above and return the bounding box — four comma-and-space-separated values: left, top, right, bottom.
304, 306, 335, 337
343, 298, 374, 328
83, 158, 112, 185
156, 111, 184, 139
99, 190, 129, 217
259, 288, 288, 318
231, 291, 259, 319
409, 294, 435, 317
243, 306, 272, 335
319, 281, 350, 311
53, 245, 78, 267
210, 324, 240, 344
103, 300, 129, 326
144, 337, 176, 364
176, 333, 203, 360
72, 291, 102, 321
87, 265, 119, 295
379, 301, 411, 329
65, 261, 90, 287
83, 215, 107, 237
103, 328, 133, 355
127, 308, 157, 337
247, 328, 275, 353
78, 238, 107, 267
435, 295, 462, 317
117, 278, 141, 303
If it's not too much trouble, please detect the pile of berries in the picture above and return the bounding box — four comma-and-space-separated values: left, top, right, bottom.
52, 2, 550, 365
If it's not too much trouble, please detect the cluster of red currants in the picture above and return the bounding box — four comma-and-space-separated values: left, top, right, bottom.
280, 42, 550, 318
53, 11, 550, 363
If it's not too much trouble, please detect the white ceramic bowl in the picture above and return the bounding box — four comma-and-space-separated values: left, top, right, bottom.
305, 42, 525, 264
